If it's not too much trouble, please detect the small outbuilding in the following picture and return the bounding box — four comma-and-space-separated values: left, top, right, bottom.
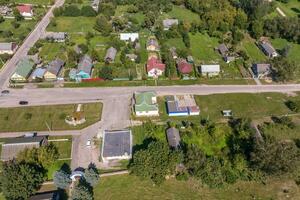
166, 127, 181, 149
104, 47, 117, 63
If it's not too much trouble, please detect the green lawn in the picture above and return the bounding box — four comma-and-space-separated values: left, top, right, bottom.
189, 33, 221, 63
238, 36, 266, 63
47, 17, 96, 33
15, 0, 53, 4
270, 38, 300, 63
46, 160, 71, 180
51, 140, 72, 159
168, 5, 200, 23
276, 0, 300, 17
195, 93, 295, 121
0, 19, 36, 42
0, 103, 102, 132
39, 43, 66, 62
165, 38, 186, 49
94, 174, 300, 200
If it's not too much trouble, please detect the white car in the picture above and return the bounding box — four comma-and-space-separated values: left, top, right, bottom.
86, 140, 92, 147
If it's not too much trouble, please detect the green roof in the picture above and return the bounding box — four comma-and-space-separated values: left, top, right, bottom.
134, 91, 158, 112
15, 59, 34, 78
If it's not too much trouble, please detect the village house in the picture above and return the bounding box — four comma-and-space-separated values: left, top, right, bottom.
0, 42, 18, 55
120, 33, 139, 42
252, 63, 272, 79
166, 127, 181, 149
126, 53, 137, 62
170, 47, 178, 59
217, 43, 235, 63
146, 56, 166, 77
10, 58, 35, 82
1, 135, 48, 161
29, 191, 60, 200
101, 130, 132, 162
104, 47, 117, 63
177, 59, 193, 75
258, 38, 278, 58
44, 58, 65, 80
200, 64, 220, 77
44, 32, 67, 42
166, 95, 200, 116
16, 4, 33, 18
76, 55, 93, 79
146, 38, 160, 51
91, 0, 100, 12
134, 91, 159, 117
163, 19, 179, 30
30, 67, 46, 81
0, 6, 12, 16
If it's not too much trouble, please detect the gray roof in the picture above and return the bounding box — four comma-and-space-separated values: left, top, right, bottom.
0, 42, 17, 51
1, 136, 47, 161
147, 38, 159, 49
102, 130, 132, 158
218, 44, 228, 56
45, 32, 67, 40
252, 63, 271, 75
29, 191, 59, 200
163, 19, 179, 29
166, 127, 181, 148
260, 42, 276, 55
31, 67, 46, 79
78, 55, 93, 74
47, 58, 64, 76
105, 47, 117, 61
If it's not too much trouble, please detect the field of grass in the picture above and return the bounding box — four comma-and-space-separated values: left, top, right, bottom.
51, 140, 72, 159
47, 17, 96, 33
195, 93, 295, 121
0, 19, 36, 42
15, 0, 53, 4
46, 160, 71, 180
270, 38, 300, 63
94, 174, 300, 200
165, 37, 186, 49
276, 0, 300, 17
39, 42, 66, 61
189, 33, 221, 63
0, 103, 102, 132
168, 6, 200, 23
238, 36, 266, 63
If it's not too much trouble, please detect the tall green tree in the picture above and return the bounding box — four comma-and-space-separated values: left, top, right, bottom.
53, 170, 71, 189
0, 161, 44, 200
71, 181, 93, 200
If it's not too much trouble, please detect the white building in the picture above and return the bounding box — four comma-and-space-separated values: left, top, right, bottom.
120, 33, 139, 42
200, 65, 220, 77
16, 5, 33, 18
0, 42, 18, 55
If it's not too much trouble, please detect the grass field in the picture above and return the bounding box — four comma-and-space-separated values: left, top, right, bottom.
189, 33, 221, 63
39, 42, 67, 61
238, 36, 266, 63
46, 160, 71, 180
47, 17, 96, 33
165, 37, 186, 49
51, 140, 72, 159
0, 19, 36, 42
168, 6, 200, 23
0, 103, 102, 132
94, 174, 300, 200
15, 0, 53, 4
276, 0, 300, 17
270, 38, 300, 63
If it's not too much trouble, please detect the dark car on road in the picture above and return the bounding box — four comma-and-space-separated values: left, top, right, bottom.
19, 101, 28, 105
1, 90, 9, 94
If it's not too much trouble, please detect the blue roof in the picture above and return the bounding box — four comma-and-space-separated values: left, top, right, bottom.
31, 68, 46, 78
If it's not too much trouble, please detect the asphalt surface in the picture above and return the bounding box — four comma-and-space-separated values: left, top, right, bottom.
0, 0, 65, 89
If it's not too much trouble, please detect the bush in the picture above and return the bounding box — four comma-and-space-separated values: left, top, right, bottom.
285, 100, 300, 112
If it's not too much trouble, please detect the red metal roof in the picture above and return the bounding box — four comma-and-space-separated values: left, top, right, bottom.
16, 5, 32, 13
146, 57, 165, 72
177, 60, 192, 74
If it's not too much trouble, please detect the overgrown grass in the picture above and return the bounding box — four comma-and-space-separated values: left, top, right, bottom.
238, 36, 266, 63
0, 103, 102, 132
168, 5, 200, 23
39, 42, 66, 62
270, 38, 300, 63
0, 19, 36, 42
47, 17, 96, 33
51, 141, 72, 159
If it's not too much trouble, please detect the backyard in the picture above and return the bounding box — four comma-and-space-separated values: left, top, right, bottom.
0, 103, 102, 132
47, 17, 96, 33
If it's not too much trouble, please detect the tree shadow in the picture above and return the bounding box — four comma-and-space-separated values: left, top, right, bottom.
132, 137, 157, 153
60, 163, 71, 174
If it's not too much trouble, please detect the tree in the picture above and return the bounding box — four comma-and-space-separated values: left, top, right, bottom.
234, 9, 248, 29
81, 6, 97, 17
13, 8, 24, 21
94, 15, 112, 36
99, 66, 113, 80
53, 170, 71, 189
71, 181, 93, 200
63, 5, 81, 17
130, 140, 181, 184
78, 44, 89, 54
0, 16, 4, 24
184, 145, 206, 177
272, 57, 298, 82
250, 136, 300, 175
84, 166, 100, 187
0, 161, 44, 200
251, 20, 263, 39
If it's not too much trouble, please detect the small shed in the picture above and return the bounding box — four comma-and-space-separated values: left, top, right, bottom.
166, 127, 181, 148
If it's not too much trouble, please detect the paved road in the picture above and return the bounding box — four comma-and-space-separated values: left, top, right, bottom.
0, 0, 65, 89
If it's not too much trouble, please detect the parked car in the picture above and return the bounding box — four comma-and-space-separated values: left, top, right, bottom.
19, 101, 28, 105
1, 90, 9, 95
86, 139, 92, 147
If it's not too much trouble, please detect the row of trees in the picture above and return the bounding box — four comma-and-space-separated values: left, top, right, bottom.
129, 119, 300, 187
53, 5, 97, 17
